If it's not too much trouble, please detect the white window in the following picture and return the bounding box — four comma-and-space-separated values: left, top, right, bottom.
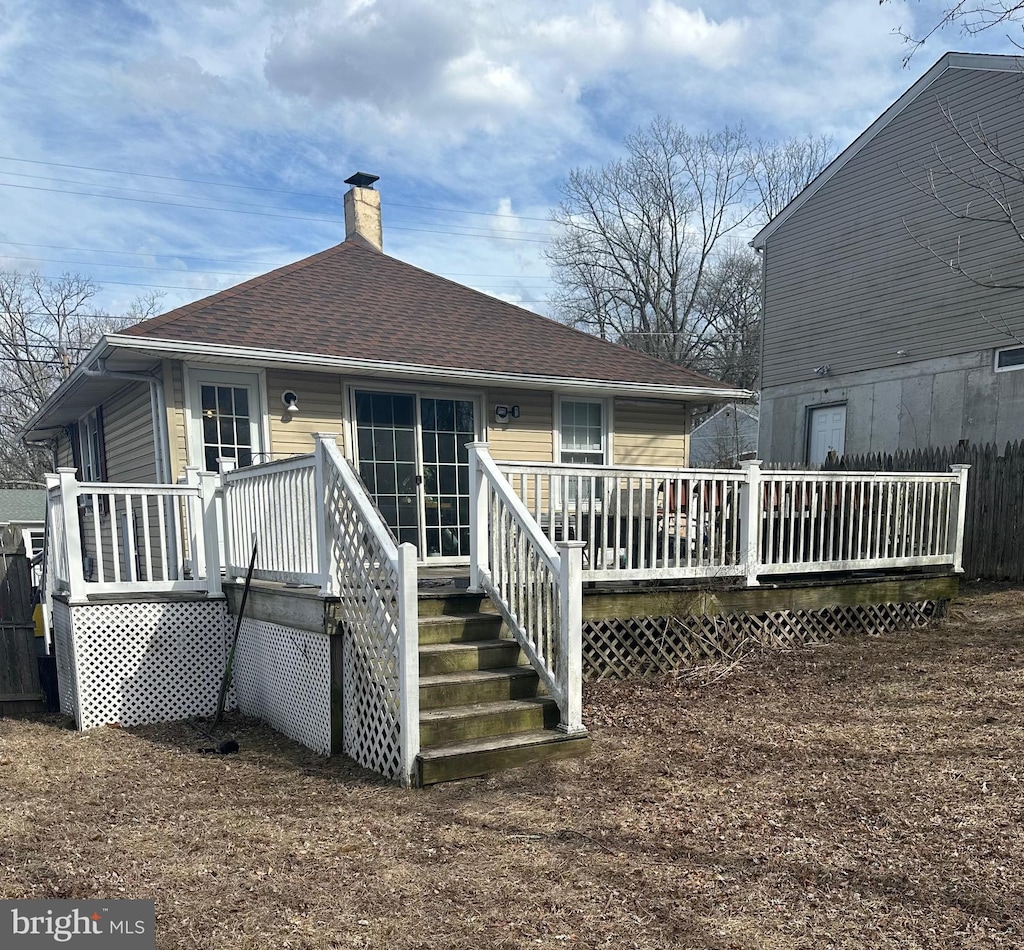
994, 345, 1024, 372
78, 409, 103, 482
560, 399, 606, 465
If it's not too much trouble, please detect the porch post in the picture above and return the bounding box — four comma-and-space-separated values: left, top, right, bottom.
467, 441, 490, 593
556, 540, 587, 735
396, 542, 420, 787
312, 433, 336, 596
197, 470, 222, 597
738, 459, 763, 588
57, 467, 86, 601
950, 464, 970, 574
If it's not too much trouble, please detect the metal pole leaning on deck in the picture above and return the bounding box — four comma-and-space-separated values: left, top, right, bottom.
467, 441, 490, 593
557, 540, 587, 735
396, 542, 420, 787
950, 464, 970, 574
738, 459, 762, 587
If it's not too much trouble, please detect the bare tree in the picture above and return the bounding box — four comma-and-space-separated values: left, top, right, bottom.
547, 119, 832, 387
883, 1, 1024, 62
0, 272, 161, 483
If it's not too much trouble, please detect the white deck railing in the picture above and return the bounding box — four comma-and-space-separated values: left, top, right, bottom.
220, 453, 326, 589
469, 443, 585, 734
316, 436, 419, 787
44, 468, 213, 599
499, 457, 970, 585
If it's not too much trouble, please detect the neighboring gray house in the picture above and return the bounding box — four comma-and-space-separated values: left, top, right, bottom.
689, 403, 759, 468
0, 489, 46, 586
753, 52, 1024, 464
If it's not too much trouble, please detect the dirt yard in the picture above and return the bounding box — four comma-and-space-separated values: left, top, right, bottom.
2, 583, 1022, 949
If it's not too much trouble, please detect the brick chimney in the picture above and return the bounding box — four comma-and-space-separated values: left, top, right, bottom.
343, 172, 382, 251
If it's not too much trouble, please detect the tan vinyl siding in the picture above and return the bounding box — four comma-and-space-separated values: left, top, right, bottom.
762, 66, 1024, 389
613, 399, 688, 467
485, 389, 553, 462
103, 382, 158, 483
266, 369, 345, 459
165, 361, 187, 479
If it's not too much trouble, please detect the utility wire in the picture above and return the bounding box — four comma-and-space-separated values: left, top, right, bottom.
0, 155, 553, 221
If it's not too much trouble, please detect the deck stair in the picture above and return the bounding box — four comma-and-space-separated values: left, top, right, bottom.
415, 591, 592, 786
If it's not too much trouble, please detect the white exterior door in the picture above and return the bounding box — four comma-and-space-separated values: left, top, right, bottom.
808, 405, 846, 465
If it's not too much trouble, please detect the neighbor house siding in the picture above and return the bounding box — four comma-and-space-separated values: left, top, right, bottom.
612, 399, 688, 467
761, 64, 1024, 392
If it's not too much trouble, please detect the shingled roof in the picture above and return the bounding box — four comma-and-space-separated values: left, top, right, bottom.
120, 240, 732, 392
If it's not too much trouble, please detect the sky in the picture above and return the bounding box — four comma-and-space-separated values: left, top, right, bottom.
0, 0, 1020, 322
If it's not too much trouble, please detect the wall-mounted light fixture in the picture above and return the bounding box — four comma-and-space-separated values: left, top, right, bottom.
812, 364, 831, 377
896, 349, 909, 357
281, 390, 299, 413
494, 404, 521, 423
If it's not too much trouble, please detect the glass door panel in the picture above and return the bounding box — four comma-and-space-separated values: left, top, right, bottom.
353, 391, 419, 548
421, 397, 474, 558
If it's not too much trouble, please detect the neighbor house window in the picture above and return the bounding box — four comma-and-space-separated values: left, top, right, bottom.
994, 345, 1024, 372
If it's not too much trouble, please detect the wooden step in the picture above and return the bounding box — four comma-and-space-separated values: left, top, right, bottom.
419, 639, 527, 676
416, 730, 592, 786
419, 667, 543, 710
417, 591, 498, 619
419, 697, 559, 746
417, 612, 504, 645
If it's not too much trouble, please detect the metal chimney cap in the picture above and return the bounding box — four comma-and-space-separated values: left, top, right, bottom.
344, 172, 380, 189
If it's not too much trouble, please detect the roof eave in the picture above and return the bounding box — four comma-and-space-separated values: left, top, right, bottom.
104, 334, 751, 403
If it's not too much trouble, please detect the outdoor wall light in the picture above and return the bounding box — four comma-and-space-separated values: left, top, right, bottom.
281, 390, 299, 413
494, 404, 521, 422
812, 364, 831, 377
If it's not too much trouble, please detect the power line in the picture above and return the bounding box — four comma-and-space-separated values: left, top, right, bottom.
0, 155, 552, 222
0, 179, 552, 242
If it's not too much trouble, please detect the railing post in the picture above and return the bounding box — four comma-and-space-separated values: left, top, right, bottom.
57, 467, 86, 601
312, 434, 337, 596
396, 542, 420, 787
738, 459, 763, 587
467, 441, 490, 593
950, 464, 970, 574
197, 470, 222, 596
556, 540, 587, 735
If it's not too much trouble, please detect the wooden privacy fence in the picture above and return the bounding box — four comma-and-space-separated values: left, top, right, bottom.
828, 441, 1024, 581
1, 527, 44, 714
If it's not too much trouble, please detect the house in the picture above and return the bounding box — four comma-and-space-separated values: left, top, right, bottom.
23, 172, 747, 559
23, 174, 969, 787
0, 489, 45, 562
688, 404, 758, 468
753, 53, 1024, 464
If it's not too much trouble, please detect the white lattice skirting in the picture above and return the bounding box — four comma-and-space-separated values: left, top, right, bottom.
233, 618, 332, 755
56, 599, 233, 729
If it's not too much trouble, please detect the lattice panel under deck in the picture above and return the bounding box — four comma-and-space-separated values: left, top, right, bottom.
583, 600, 940, 680
51, 601, 78, 722
65, 600, 232, 729
325, 462, 404, 781
233, 618, 332, 755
